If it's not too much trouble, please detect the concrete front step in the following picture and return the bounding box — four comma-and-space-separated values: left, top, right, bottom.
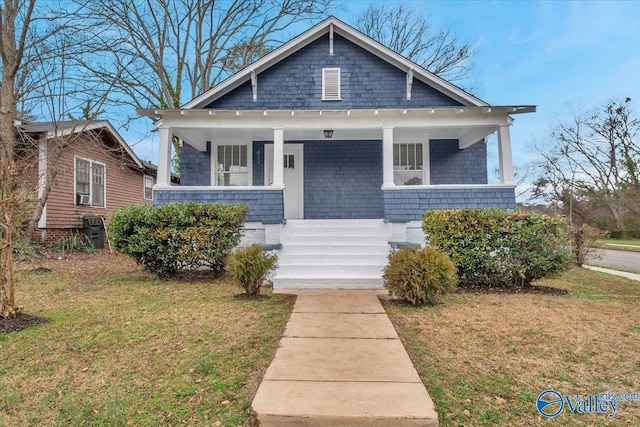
253, 381, 438, 427
279, 243, 390, 256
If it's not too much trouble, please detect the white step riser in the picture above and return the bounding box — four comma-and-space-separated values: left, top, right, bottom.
282, 235, 388, 245
279, 255, 389, 265
279, 244, 389, 255
281, 228, 390, 238
273, 277, 384, 289
276, 265, 385, 276
284, 219, 386, 228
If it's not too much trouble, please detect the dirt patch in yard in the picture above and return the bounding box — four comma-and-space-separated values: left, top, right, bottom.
453, 283, 568, 295
0, 313, 49, 333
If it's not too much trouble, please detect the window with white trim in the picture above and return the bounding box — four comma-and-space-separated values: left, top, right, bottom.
393, 143, 423, 185
216, 145, 248, 186
144, 175, 154, 200
322, 68, 341, 100
75, 157, 106, 207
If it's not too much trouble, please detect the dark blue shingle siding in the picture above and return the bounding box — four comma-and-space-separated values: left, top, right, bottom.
383, 187, 516, 222
154, 189, 284, 223
303, 140, 383, 219
180, 142, 211, 186
429, 139, 487, 185
207, 34, 462, 110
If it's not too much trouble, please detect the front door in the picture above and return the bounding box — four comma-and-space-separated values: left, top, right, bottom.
266, 144, 304, 219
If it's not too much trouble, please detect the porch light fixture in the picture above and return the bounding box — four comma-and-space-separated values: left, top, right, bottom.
323, 129, 334, 138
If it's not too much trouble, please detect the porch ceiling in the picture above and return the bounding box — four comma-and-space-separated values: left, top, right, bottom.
175, 125, 497, 152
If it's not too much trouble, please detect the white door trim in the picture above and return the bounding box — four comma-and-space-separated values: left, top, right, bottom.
265, 143, 304, 219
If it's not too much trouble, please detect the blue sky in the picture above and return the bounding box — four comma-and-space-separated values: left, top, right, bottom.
128, 0, 640, 195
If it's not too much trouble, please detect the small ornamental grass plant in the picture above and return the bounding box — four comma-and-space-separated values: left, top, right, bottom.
383, 246, 457, 306
226, 244, 278, 296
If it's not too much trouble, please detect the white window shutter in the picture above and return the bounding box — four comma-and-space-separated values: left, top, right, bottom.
322, 68, 341, 101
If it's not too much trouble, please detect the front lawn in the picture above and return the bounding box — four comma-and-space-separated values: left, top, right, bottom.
597, 238, 640, 252
384, 268, 640, 426
0, 251, 294, 426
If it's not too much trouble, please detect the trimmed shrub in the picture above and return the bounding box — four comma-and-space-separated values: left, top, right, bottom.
423, 208, 570, 287
109, 202, 248, 277
383, 246, 457, 305
226, 244, 278, 296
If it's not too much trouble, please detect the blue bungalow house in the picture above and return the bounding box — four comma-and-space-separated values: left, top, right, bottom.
142, 17, 534, 289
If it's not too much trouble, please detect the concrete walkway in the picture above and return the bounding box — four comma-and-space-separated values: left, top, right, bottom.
583, 264, 640, 281
252, 290, 438, 426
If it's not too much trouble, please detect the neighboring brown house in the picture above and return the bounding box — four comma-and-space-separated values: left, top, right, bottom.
17, 120, 173, 244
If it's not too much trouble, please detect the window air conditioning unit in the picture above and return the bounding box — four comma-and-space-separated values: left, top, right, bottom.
76, 193, 90, 205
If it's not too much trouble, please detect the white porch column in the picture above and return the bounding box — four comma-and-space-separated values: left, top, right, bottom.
497, 124, 515, 185
273, 127, 284, 186
382, 126, 395, 186
157, 126, 172, 186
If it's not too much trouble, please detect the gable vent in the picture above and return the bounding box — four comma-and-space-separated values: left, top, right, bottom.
322, 68, 341, 101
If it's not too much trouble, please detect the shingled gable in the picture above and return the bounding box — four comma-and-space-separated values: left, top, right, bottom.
182, 16, 488, 110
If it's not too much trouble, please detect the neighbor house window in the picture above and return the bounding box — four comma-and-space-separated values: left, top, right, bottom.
216, 145, 248, 186
75, 157, 106, 207
393, 143, 423, 185
144, 175, 153, 200
322, 68, 341, 100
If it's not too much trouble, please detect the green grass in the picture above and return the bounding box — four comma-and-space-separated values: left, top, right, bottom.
0, 252, 294, 427
597, 238, 640, 252
384, 268, 640, 426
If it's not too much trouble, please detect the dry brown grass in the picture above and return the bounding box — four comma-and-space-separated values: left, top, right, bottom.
0, 251, 294, 427
384, 268, 640, 426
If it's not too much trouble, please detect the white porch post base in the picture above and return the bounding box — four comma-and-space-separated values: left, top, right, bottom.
265, 223, 282, 245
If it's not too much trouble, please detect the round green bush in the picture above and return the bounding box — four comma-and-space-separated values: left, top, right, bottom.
226, 244, 278, 296
383, 246, 457, 306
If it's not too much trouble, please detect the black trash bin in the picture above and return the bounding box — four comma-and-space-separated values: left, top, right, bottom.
82, 216, 105, 249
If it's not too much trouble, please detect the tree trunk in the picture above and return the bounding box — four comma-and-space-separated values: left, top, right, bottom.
0, 1, 20, 318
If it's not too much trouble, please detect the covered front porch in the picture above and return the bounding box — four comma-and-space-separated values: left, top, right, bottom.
152, 106, 527, 229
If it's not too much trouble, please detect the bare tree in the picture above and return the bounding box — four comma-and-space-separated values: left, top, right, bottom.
532, 98, 640, 236
1, 0, 115, 317
1, 0, 36, 318
78, 0, 333, 156
354, 2, 474, 84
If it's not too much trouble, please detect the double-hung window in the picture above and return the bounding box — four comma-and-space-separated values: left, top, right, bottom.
393, 143, 424, 185
75, 157, 105, 207
216, 145, 248, 186
144, 175, 154, 200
